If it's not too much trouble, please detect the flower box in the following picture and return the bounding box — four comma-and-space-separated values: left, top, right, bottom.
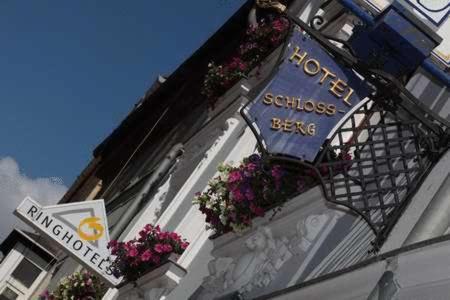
201, 16, 290, 109
194, 152, 352, 238
118, 253, 187, 296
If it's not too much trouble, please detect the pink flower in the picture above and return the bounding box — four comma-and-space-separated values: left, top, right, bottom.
169, 232, 180, 241
273, 18, 288, 31
158, 232, 169, 240
228, 171, 243, 183
86, 278, 93, 286
128, 247, 139, 258
163, 244, 173, 253
246, 162, 257, 172
154, 243, 165, 254
141, 250, 152, 262
341, 152, 352, 160
108, 240, 118, 249
181, 242, 189, 250
250, 203, 265, 217
139, 230, 147, 240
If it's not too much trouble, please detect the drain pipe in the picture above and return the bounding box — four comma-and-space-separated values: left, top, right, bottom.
109, 143, 184, 240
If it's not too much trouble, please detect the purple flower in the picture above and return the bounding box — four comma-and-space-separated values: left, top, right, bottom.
245, 187, 255, 201
232, 189, 245, 202
271, 165, 283, 180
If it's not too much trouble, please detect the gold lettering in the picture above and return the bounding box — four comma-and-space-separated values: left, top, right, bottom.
274, 96, 283, 107
307, 124, 316, 136
316, 102, 326, 114
296, 98, 303, 111
263, 93, 273, 105
285, 96, 296, 109
289, 47, 308, 66
271, 118, 282, 130
343, 87, 354, 107
303, 59, 321, 76
296, 122, 307, 135
283, 120, 293, 132
329, 78, 348, 98
319, 67, 336, 84
326, 104, 337, 116
304, 100, 315, 112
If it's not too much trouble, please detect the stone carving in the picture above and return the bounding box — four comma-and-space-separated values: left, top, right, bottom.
203, 227, 292, 296
255, 0, 286, 13
290, 214, 330, 255
199, 212, 333, 298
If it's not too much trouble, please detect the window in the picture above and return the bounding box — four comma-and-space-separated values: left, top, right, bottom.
11, 258, 42, 288
0, 287, 18, 300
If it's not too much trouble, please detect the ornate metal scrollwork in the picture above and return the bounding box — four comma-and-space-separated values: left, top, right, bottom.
251, 10, 450, 251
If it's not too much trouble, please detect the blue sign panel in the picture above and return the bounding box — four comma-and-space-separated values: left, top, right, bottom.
242, 28, 369, 162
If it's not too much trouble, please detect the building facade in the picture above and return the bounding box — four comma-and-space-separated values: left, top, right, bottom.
26, 0, 450, 299
0, 229, 58, 300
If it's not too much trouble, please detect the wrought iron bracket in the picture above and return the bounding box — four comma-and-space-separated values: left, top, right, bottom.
242, 9, 449, 252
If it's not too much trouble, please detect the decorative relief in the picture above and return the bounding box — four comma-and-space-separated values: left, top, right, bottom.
255, 0, 287, 13
199, 213, 331, 298
290, 214, 330, 255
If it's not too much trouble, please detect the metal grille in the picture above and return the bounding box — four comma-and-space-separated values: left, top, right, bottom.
314, 99, 446, 249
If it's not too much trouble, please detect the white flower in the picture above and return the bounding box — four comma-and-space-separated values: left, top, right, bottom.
219, 214, 228, 225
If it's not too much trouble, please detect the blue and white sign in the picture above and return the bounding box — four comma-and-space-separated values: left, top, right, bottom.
242, 28, 369, 162
405, 0, 450, 26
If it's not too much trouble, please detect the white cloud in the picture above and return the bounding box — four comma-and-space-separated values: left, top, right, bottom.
0, 157, 67, 241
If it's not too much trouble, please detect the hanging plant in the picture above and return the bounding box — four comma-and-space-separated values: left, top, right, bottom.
193, 153, 352, 235
39, 271, 106, 300
107, 224, 189, 283
193, 154, 306, 234
201, 16, 290, 108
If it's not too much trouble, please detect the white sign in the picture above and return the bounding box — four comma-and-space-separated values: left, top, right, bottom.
15, 197, 121, 287
404, 0, 450, 26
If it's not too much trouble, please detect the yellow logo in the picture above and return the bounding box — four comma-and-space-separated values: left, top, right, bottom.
77, 217, 105, 241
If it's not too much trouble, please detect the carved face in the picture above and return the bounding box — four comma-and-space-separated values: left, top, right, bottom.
245, 231, 266, 250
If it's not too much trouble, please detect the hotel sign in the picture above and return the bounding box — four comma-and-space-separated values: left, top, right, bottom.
15, 197, 120, 287
242, 28, 369, 162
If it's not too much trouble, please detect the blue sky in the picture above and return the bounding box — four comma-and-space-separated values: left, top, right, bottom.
0, 0, 243, 187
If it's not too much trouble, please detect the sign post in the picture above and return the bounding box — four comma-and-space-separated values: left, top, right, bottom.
15, 197, 121, 287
